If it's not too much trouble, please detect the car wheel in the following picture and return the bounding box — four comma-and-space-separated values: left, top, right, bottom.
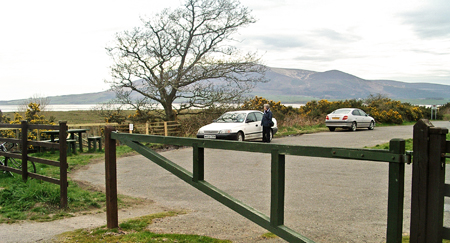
350, 122, 357, 131
237, 132, 244, 141
328, 127, 335, 131
368, 121, 374, 130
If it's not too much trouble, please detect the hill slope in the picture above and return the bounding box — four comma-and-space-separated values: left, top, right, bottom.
1, 67, 449, 105
253, 68, 450, 100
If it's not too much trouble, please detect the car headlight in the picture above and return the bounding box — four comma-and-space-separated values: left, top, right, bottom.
218, 129, 232, 134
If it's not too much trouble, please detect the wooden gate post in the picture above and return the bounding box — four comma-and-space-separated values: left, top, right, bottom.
105, 126, 118, 229
410, 119, 448, 243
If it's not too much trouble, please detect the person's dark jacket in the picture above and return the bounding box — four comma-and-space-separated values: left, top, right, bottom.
261, 109, 273, 127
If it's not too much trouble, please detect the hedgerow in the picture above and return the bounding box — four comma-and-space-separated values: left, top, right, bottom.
243, 95, 431, 126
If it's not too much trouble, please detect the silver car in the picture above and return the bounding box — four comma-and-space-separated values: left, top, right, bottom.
325, 108, 375, 131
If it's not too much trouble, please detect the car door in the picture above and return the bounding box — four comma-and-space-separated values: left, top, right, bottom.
245, 112, 261, 139
253, 112, 264, 139
351, 109, 361, 125
358, 109, 371, 127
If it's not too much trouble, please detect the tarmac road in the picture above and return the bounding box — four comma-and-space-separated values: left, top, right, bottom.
72, 120, 450, 243
2, 121, 450, 242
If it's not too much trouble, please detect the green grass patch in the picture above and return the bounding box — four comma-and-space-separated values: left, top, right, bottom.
0, 173, 107, 223
261, 232, 278, 239
402, 235, 450, 242
56, 211, 231, 243
367, 132, 450, 164
376, 121, 417, 127
369, 138, 413, 151
0, 145, 144, 223
367, 133, 450, 151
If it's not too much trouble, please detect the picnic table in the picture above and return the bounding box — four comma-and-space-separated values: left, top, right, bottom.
42, 129, 89, 152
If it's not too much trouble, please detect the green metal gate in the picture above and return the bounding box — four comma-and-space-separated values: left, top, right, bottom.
104, 126, 408, 242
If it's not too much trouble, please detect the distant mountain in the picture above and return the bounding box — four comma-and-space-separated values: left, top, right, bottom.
1, 67, 449, 105
254, 68, 450, 100
0, 91, 116, 105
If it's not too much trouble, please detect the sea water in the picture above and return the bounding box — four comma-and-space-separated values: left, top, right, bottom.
0, 103, 306, 113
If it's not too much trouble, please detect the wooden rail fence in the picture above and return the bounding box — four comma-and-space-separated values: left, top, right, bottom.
115, 121, 180, 136
0, 121, 69, 208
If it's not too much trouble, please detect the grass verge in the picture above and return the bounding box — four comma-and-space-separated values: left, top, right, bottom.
276, 123, 328, 137
402, 236, 450, 242
366, 132, 450, 151
375, 121, 417, 127
55, 211, 230, 243
0, 145, 139, 223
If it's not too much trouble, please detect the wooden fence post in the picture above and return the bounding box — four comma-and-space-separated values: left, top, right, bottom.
59, 121, 68, 208
410, 119, 448, 243
146, 121, 149, 135
164, 122, 168, 136
105, 125, 118, 229
21, 120, 28, 181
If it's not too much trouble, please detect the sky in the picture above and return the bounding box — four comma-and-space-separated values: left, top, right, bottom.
1, 0, 449, 101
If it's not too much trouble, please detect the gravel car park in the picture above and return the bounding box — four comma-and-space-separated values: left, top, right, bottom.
325, 108, 375, 131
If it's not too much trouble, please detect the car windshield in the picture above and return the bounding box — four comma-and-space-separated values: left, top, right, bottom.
215, 112, 246, 123
332, 109, 351, 114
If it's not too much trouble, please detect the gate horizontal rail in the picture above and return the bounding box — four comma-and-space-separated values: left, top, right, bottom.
107, 129, 407, 243
114, 133, 403, 163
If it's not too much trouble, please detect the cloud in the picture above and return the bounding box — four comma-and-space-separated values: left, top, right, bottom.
311, 29, 361, 42
410, 48, 450, 55
401, 0, 450, 38
242, 28, 360, 52
293, 48, 364, 62
243, 35, 309, 50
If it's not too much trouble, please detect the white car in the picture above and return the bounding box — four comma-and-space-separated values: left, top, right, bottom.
197, 110, 278, 141
325, 108, 375, 131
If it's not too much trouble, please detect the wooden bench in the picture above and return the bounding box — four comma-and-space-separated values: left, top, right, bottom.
88, 136, 102, 151
66, 139, 77, 154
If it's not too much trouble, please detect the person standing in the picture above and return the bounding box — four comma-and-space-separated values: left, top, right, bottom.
261, 104, 273, 143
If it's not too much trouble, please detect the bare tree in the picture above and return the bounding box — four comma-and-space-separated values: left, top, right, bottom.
106, 0, 266, 121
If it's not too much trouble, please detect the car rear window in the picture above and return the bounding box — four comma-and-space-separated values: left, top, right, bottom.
333, 109, 351, 114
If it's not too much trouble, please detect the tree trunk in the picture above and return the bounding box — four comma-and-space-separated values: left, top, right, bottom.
163, 102, 176, 121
